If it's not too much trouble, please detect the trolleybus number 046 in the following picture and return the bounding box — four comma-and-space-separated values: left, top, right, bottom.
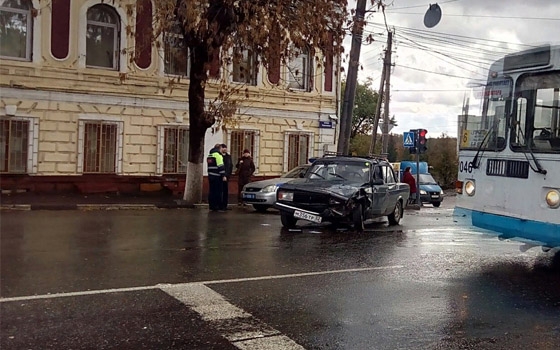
459, 160, 473, 173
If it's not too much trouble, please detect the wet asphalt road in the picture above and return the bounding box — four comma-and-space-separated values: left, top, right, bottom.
1, 197, 559, 349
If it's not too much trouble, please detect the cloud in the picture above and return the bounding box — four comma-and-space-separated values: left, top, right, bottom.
346, 1, 560, 138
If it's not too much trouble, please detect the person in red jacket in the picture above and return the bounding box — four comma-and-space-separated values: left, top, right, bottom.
402, 166, 417, 204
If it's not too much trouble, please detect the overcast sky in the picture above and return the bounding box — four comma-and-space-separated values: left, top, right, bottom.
344, 0, 560, 138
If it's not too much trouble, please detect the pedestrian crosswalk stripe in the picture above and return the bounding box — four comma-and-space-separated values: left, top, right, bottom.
161, 283, 305, 349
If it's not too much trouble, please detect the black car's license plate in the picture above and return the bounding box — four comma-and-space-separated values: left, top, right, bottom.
293, 210, 322, 223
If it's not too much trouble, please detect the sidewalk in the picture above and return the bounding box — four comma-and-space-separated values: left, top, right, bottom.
0, 192, 241, 211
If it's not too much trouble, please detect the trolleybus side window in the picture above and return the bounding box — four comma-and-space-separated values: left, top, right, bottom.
511, 72, 560, 153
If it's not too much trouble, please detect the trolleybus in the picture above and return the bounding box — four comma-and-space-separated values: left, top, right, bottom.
454, 44, 560, 249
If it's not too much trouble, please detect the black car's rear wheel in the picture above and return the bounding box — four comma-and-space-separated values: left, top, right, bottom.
280, 212, 298, 228
352, 203, 364, 232
388, 200, 402, 225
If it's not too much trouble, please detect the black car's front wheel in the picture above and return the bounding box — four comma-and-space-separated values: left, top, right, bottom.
352, 203, 364, 232
432, 202, 441, 208
388, 200, 403, 225
253, 204, 269, 212
280, 212, 298, 228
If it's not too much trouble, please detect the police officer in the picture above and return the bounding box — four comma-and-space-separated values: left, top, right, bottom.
207, 143, 226, 211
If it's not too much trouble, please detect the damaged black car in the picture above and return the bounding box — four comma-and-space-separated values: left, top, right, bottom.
274, 156, 410, 231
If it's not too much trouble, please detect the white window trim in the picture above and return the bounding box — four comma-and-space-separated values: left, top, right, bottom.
156, 124, 189, 175
77, 0, 128, 73
0, 114, 39, 174
227, 128, 260, 174
283, 131, 314, 173
77, 114, 123, 174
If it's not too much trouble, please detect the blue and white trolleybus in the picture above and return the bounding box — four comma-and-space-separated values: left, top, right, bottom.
454, 44, 560, 249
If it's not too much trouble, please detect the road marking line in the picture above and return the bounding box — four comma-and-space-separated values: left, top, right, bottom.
0, 265, 403, 303
201, 265, 404, 285
0, 285, 157, 303
161, 283, 305, 349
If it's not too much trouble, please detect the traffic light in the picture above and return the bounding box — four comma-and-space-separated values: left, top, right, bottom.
418, 129, 428, 153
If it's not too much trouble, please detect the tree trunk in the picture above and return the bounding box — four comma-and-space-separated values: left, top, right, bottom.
183, 45, 214, 204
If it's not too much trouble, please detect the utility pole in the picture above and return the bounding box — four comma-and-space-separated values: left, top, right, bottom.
369, 30, 392, 156
368, 46, 386, 156
381, 30, 393, 155
337, 0, 367, 155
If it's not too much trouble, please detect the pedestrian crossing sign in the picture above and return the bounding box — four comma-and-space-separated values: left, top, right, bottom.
403, 132, 415, 147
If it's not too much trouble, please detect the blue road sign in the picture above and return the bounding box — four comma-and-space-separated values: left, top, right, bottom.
403, 131, 415, 147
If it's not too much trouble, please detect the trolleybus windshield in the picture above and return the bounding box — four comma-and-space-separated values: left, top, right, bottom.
459, 78, 512, 151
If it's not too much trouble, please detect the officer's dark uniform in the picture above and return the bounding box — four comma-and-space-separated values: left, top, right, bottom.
221, 145, 233, 210
207, 146, 225, 211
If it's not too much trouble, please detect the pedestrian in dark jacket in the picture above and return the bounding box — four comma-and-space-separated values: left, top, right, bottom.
235, 149, 255, 205
207, 144, 226, 211
220, 144, 233, 210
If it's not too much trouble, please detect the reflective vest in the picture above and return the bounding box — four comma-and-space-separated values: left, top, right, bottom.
207, 151, 225, 177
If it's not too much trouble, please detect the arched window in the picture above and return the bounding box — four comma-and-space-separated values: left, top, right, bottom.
86, 4, 120, 69
163, 21, 190, 76
0, 0, 33, 60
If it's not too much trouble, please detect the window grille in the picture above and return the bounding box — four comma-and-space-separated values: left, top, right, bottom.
164, 22, 190, 76
287, 47, 311, 91
0, 119, 29, 173
0, 0, 32, 60
83, 122, 117, 173
230, 130, 256, 166
232, 47, 257, 86
287, 133, 309, 170
86, 4, 119, 69
163, 127, 189, 173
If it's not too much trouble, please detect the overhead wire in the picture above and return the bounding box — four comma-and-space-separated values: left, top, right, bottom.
386, 12, 560, 21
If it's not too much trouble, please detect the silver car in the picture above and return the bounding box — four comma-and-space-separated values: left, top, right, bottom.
241, 165, 310, 212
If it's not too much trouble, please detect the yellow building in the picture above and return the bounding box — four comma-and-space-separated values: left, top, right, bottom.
0, 0, 340, 195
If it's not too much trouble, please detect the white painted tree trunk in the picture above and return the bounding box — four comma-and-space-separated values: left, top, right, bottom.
183, 161, 204, 204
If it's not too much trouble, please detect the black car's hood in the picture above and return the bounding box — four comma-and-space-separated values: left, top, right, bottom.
279, 178, 365, 199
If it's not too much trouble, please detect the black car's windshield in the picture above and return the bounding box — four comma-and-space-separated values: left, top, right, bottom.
306, 162, 371, 182
418, 173, 437, 185
282, 165, 309, 178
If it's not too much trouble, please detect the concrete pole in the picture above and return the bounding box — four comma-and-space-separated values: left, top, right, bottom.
368, 48, 386, 156
369, 31, 392, 156
381, 31, 393, 155
337, 0, 367, 155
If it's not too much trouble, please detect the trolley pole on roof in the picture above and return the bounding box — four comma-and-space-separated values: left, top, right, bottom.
337, 0, 367, 156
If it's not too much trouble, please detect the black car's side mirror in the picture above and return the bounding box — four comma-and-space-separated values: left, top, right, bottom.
371, 179, 384, 186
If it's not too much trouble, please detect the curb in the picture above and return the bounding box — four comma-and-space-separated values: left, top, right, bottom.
0, 203, 232, 211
